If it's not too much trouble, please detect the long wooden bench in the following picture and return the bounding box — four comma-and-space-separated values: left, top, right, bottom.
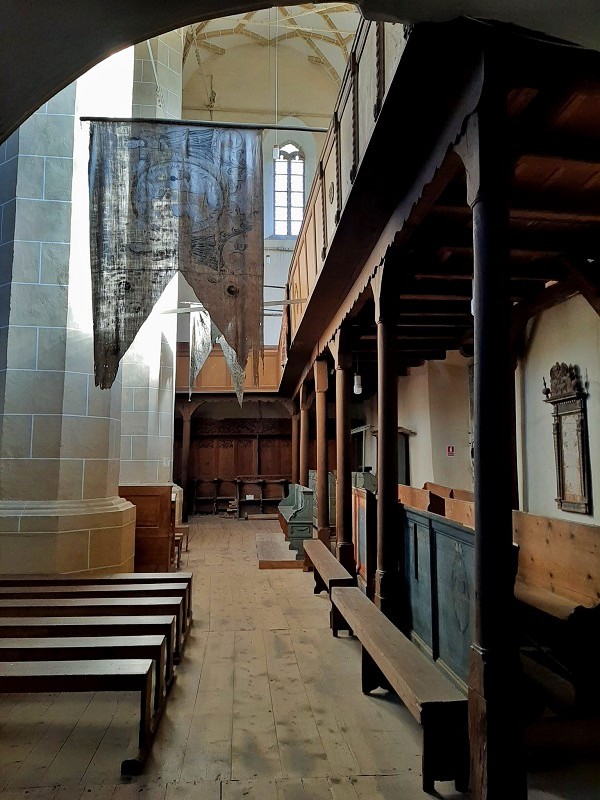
0, 615, 177, 675
0, 582, 191, 633
331, 586, 469, 794
0, 634, 169, 711
0, 572, 194, 625
0, 596, 186, 660
0, 659, 157, 775
278, 483, 313, 558
303, 539, 355, 636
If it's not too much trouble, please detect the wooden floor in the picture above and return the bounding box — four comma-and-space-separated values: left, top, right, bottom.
1, 517, 598, 799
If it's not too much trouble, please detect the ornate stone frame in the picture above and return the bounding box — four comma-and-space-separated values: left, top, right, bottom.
542, 362, 591, 514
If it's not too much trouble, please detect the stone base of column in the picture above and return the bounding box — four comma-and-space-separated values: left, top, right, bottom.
468, 644, 527, 800
0, 497, 136, 575
336, 541, 356, 575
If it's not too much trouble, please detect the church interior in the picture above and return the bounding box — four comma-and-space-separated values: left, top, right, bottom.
1, 2, 600, 799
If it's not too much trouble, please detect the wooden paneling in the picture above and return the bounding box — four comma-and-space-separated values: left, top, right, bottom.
357, 24, 377, 163
118, 485, 173, 572
397, 484, 446, 515
513, 510, 600, 606
176, 345, 281, 393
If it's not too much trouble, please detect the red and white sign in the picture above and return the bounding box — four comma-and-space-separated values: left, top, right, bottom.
447, 445, 455, 457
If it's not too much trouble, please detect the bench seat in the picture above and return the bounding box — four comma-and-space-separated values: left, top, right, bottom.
0, 582, 191, 633
0, 635, 171, 712
0, 572, 193, 625
0, 596, 185, 661
331, 586, 469, 794
303, 539, 355, 635
0, 615, 178, 673
0, 659, 157, 775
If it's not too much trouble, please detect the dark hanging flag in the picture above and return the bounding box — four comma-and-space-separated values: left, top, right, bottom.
88, 120, 264, 388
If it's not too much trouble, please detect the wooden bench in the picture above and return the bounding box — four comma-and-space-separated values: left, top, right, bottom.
0, 634, 170, 712
0, 659, 157, 775
303, 539, 355, 636
331, 586, 469, 794
0, 572, 194, 626
0, 582, 191, 634
0, 596, 186, 661
513, 510, 600, 701
0, 615, 177, 675
278, 483, 313, 558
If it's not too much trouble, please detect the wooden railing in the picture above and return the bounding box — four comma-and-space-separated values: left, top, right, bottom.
284, 20, 408, 344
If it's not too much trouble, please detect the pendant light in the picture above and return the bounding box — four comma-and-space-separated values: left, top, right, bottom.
353, 356, 362, 395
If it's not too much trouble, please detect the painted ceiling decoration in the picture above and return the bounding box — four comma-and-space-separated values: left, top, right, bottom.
89, 119, 264, 389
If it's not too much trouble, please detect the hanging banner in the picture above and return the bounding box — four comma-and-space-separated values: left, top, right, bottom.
189, 308, 213, 400
89, 120, 264, 388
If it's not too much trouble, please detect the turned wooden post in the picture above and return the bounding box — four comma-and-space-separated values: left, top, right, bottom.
455, 65, 526, 800
314, 358, 330, 546
330, 328, 356, 573
299, 384, 310, 487
291, 398, 300, 485
371, 264, 401, 624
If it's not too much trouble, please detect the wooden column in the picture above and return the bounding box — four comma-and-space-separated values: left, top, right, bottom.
291, 398, 300, 485
314, 358, 329, 546
372, 265, 401, 624
180, 403, 194, 520
456, 68, 526, 800
331, 329, 355, 573
299, 384, 310, 487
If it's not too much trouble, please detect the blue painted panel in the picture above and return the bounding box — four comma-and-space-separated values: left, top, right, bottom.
433, 520, 475, 683
405, 511, 434, 650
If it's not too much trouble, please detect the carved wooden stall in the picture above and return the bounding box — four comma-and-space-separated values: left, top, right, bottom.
188, 418, 292, 515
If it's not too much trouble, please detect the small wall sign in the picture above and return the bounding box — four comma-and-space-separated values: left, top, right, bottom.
447, 445, 455, 457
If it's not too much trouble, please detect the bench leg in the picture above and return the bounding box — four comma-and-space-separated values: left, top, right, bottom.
121, 669, 154, 776
330, 603, 352, 638
421, 706, 469, 794
314, 570, 327, 595
361, 647, 390, 694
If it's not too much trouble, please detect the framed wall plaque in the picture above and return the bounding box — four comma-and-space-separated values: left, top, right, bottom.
542, 362, 591, 514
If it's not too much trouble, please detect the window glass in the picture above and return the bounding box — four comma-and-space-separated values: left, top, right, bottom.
272, 142, 305, 235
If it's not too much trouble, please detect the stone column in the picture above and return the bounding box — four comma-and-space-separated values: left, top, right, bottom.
118, 32, 184, 502
314, 359, 329, 546
0, 52, 137, 575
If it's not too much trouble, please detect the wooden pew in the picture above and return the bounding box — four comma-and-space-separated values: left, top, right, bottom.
277, 484, 313, 557
0, 615, 177, 674
397, 484, 446, 515
0, 635, 169, 711
0, 596, 186, 660
302, 539, 355, 636
0, 572, 194, 625
512, 510, 600, 701
0, 582, 191, 634
331, 586, 469, 794
0, 659, 157, 775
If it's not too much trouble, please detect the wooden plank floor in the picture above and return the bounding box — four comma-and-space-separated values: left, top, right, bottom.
0, 517, 597, 799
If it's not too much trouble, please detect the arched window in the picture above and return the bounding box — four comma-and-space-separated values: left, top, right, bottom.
274, 142, 305, 236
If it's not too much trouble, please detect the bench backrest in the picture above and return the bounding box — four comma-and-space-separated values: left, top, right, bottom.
279, 483, 312, 517
513, 510, 600, 606
397, 484, 445, 516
